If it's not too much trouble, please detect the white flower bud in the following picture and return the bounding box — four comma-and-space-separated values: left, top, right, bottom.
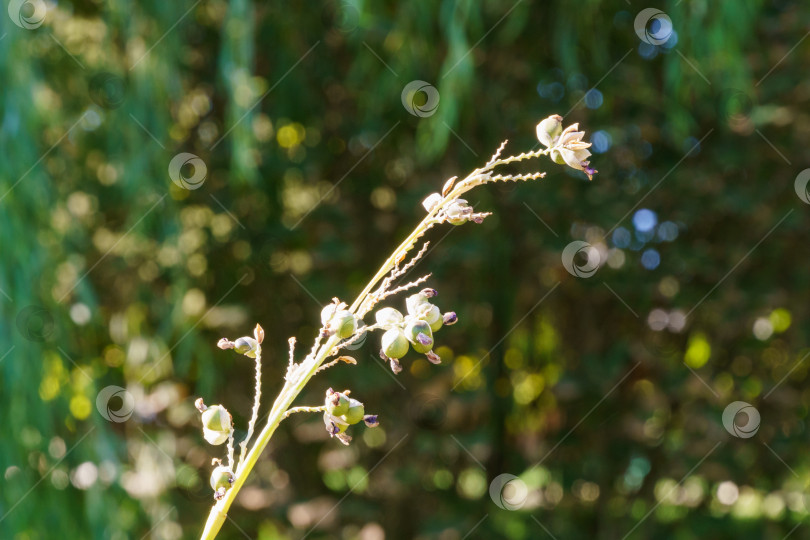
233, 336, 258, 358
375, 307, 404, 325
321, 302, 357, 339
210, 465, 234, 496
406, 292, 430, 316
381, 328, 409, 359
201, 404, 233, 446
536, 115, 563, 148
445, 198, 472, 226
419, 304, 443, 332
341, 398, 365, 425
422, 192, 442, 212
325, 388, 351, 416
332, 311, 357, 339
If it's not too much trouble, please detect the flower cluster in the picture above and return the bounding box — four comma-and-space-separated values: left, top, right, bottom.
536, 115, 597, 181
322, 388, 379, 445
422, 193, 491, 226
375, 288, 457, 374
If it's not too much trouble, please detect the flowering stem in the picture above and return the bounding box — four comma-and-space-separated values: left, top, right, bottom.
199, 143, 555, 540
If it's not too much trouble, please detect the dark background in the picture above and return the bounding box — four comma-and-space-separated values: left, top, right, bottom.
2, 0, 809, 539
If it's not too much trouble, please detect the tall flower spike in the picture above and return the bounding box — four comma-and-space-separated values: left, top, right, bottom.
198, 116, 596, 540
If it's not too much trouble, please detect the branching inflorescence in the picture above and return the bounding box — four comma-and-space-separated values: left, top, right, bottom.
197, 115, 596, 539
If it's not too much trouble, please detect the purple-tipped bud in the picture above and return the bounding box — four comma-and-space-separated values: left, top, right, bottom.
217, 338, 234, 350
442, 312, 458, 325
336, 432, 352, 445
390, 357, 403, 374
421, 288, 438, 298
195, 398, 208, 412
323, 413, 341, 436
416, 332, 433, 346
426, 351, 442, 365
472, 215, 485, 224
363, 415, 379, 428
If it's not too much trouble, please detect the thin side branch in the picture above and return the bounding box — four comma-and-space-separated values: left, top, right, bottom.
304, 330, 325, 364
328, 322, 385, 356
487, 172, 547, 183
314, 355, 357, 374
359, 241, 432, 316
486, 148, 549, 169
226, 433, 234, 469
282, 405, 327, 420
376, 273, 432, 304
286, 337, 297, 381
392, 241, 431, 279
237, 345, 262, 472
486, 139, 508, 166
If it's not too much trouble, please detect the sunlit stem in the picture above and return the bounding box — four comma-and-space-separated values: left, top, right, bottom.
199, 145, 552, 540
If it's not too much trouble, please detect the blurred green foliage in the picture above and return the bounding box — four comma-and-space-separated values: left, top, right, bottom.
1, 0, 809, 539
